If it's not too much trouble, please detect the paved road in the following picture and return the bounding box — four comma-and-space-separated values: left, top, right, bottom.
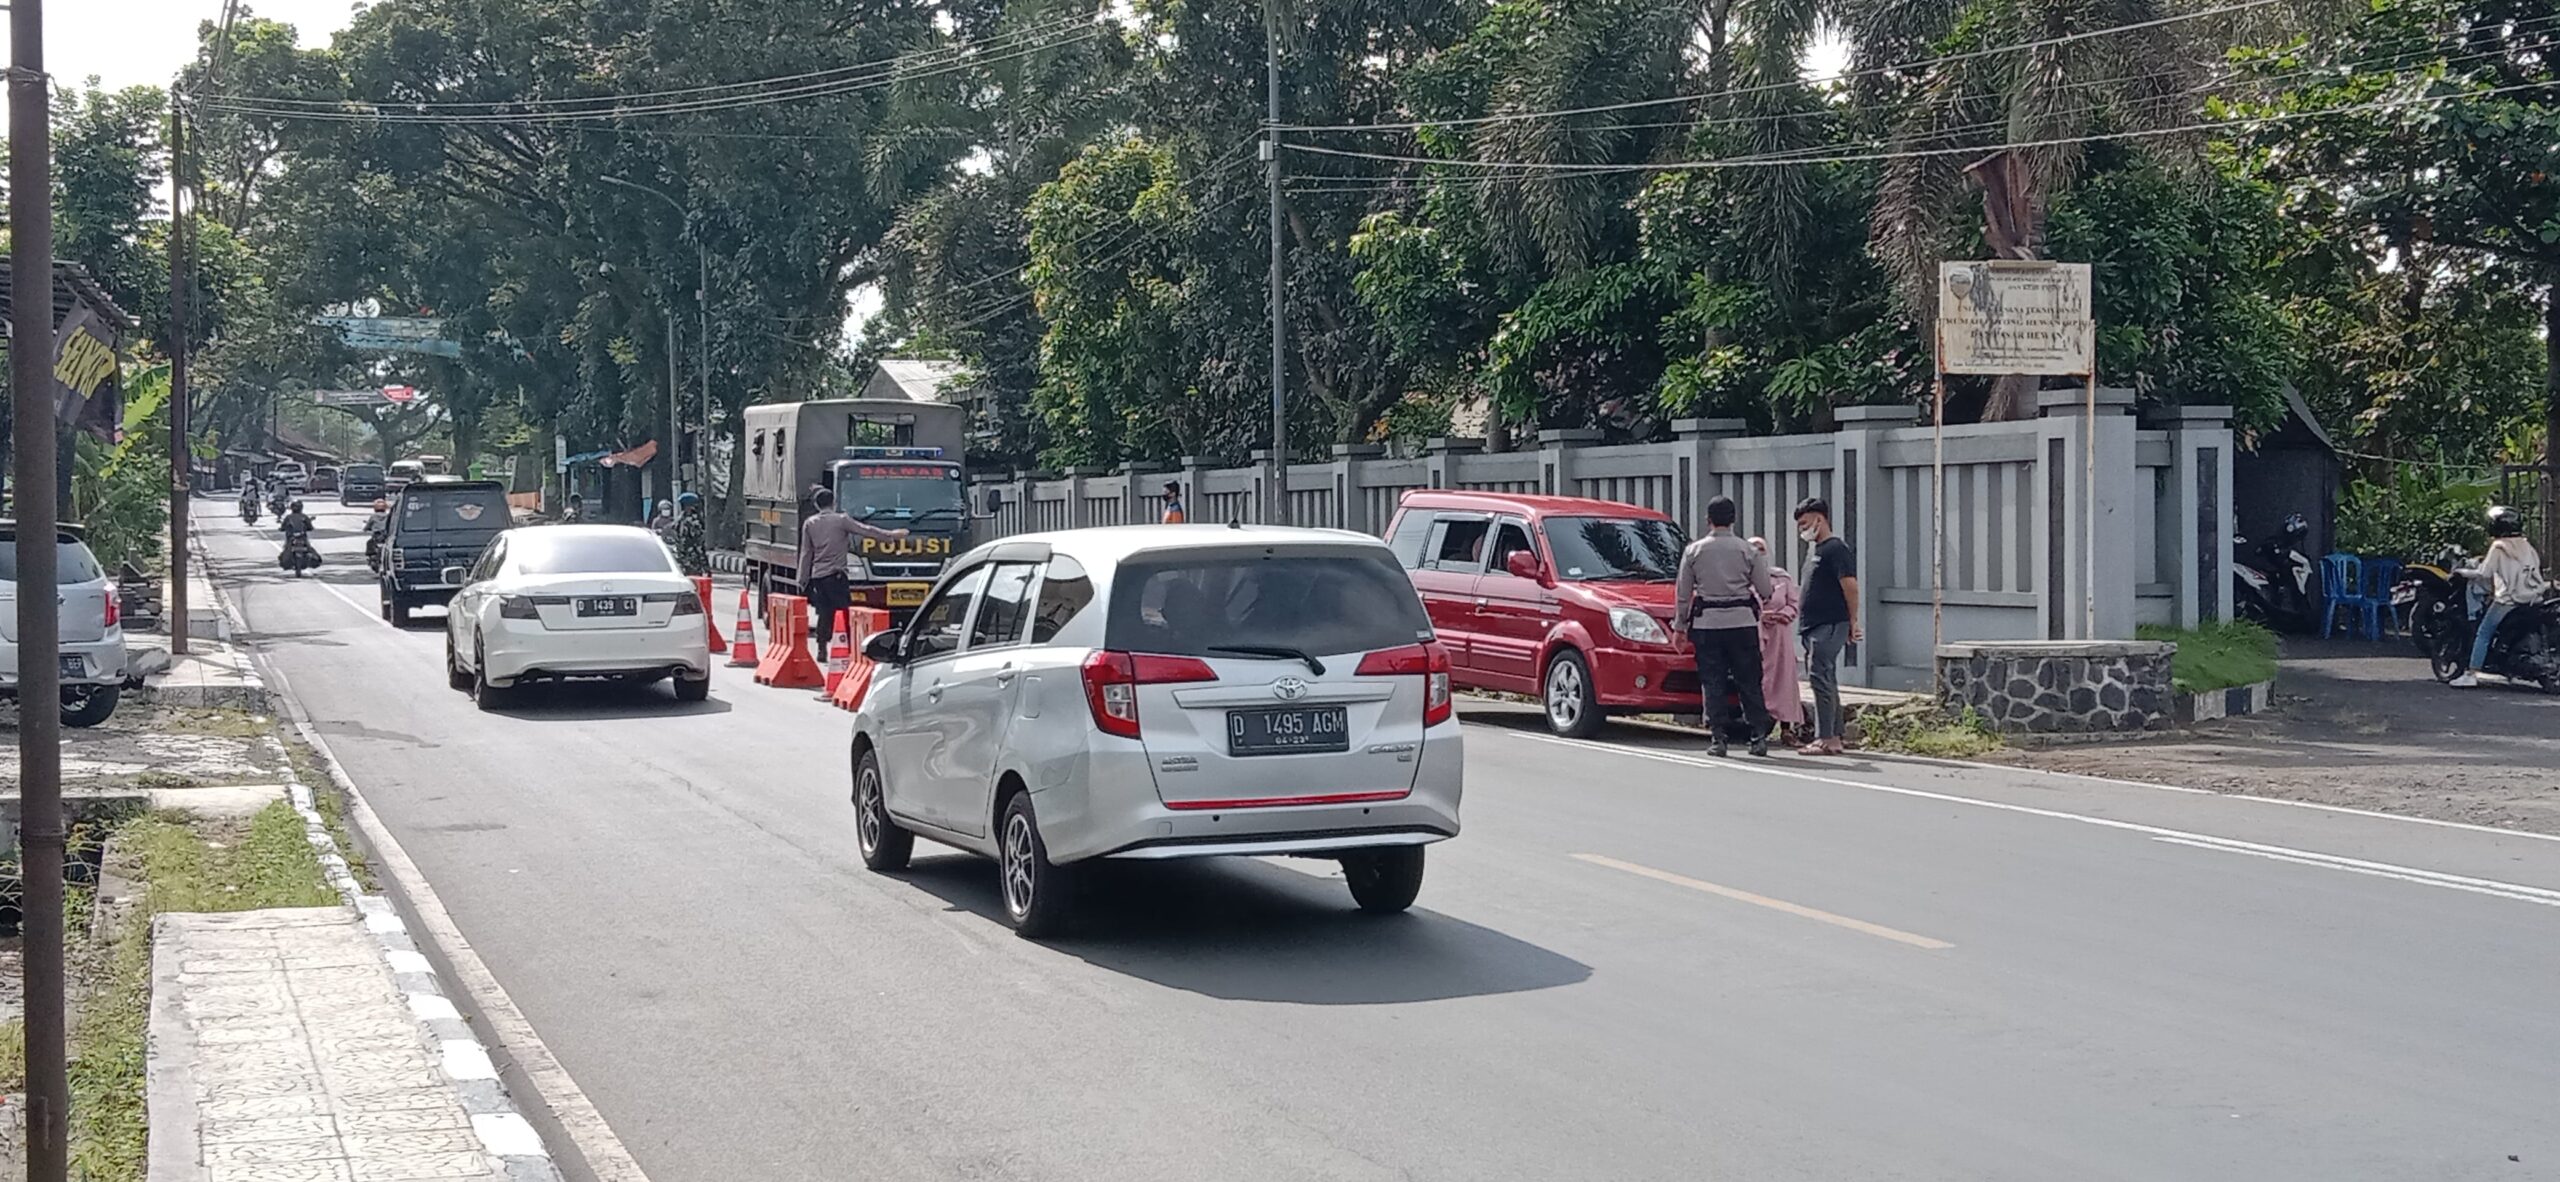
199, 501, 2560, 1182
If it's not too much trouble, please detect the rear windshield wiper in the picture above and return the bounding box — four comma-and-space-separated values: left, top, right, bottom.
1208, 645, 1326, 675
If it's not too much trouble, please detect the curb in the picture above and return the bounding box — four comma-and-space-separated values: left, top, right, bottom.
184, 529, 645, 1181
2172, 677, 2276, 724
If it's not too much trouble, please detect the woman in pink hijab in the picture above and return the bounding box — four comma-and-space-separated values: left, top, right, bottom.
1750, 536, 1806, 738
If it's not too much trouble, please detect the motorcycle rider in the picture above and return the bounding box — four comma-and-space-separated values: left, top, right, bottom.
2452, 505, 2547, 688
239, 476, 262, 520
280, 499, 318, 577
363, 497, 392, 569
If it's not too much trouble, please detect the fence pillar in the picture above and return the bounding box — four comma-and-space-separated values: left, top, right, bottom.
2039, 388, 2141, 640
1675, 417, 1748, 534
1537, 428, 1603, 497
1423, 436, 1480, 491
1063, 465, 1107, 529
1332, 443, 1385, 535
1249, 450, 1282, 524
1176, 457, 1211, 524
1829, 406, 1918, 686
2151, 404, 2235, 627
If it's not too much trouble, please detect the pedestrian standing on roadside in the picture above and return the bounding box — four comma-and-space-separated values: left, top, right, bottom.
670, 492, 710, 578
1791, 496, 1861, 755
1750, 536, 1806, 742
1673, 495, 1774, 757
1161, 481, 1187, 524
798, 487, 910, 663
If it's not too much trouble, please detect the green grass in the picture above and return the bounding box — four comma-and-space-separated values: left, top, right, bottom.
68, 802, 338, 1180
2138, 619, 2280, 694
1852, 702, 2004, 758
283, 732, 378, 891
0, 1017, 23, 1092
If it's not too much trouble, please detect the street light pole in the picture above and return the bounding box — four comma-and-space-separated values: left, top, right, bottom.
599, 174, 692, 499
11, 0, 73, 1175
1263, 0, 1290, 522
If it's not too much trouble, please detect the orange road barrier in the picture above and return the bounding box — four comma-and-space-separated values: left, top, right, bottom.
753, 595, 826, 688
695, 576, 727, 655
822, 610, 853, 695
830, 607, 894, 712
726, 589, 759, 668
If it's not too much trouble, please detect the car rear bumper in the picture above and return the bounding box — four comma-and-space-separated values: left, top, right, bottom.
482, 621, 709, 685
1586, 643, 1700, 709
1036, 724, 1465, 864
0, 632, 129, 688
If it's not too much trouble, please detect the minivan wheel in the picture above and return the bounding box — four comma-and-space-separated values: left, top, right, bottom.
1344, 845, 1426, 914
62, 684, 120, 729
997, 793, 1073, 938
1543, 650, 1605, 738
852, 748, 913, 873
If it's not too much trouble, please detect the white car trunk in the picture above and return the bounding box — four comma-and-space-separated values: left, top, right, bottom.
512, 575, 688, 631
1136, 652, 1429, 807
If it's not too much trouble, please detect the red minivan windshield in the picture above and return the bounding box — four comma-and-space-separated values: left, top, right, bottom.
1542, 515, 1686, 582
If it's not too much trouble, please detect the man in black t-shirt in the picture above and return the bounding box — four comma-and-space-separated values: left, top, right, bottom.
1792, 496, 1861, 755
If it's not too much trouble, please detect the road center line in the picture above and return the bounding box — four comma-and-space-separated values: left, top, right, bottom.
1495, 729, 2560, 911
1572, 853, 1954, 949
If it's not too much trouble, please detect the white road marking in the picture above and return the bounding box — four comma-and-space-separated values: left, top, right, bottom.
1572, 853, 1954, 949
1492, 728, 2560, 912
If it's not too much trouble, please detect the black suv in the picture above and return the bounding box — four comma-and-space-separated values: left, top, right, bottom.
339, 462, 386, 505
379, 480, 510, 627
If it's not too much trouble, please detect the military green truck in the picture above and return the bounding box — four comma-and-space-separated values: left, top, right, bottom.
740, 398, 970, 620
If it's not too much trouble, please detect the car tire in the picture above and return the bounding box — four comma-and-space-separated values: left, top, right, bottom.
471, 638, 511, 711
997, 792, 1073, 939
1543, 649, 1605, 738
446, 634, 473, 692
673, 674, 710, 703
851, 748, 913, 873
1343, 845, 1426, 914
61, 684, 120, 729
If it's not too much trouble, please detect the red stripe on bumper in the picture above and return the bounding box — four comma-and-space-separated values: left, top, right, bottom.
1163, 790, 1412, 811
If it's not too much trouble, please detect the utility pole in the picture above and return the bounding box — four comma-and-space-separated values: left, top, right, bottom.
11, 0, 73, 1174
696, 242, 710, 493
168, 96, 193, 655
598, 174, 691, 500
1263, 0, 1289, 522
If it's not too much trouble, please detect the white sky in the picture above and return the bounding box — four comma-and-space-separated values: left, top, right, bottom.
6, 0, 360, 94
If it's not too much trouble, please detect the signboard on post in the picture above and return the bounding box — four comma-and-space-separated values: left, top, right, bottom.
1931, 260, 2101, 645
314, 315, 463, 358
1935, 261, 2093, 376
312, 386, 425, 408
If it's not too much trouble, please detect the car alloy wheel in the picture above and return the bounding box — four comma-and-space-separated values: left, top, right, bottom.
851, 749, 912, 872
1002, 810, 1038, 920
1544, 650, 1603, 738
857, 767, 885, 854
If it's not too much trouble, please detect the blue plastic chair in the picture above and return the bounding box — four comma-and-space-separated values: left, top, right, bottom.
2360, 557, 2404, 635
2319, 553, 2380, 640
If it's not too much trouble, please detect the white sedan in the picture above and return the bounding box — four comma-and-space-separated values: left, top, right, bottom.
442, 525, 711, 708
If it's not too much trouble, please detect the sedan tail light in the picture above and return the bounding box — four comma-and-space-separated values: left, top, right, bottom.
1357, 641, 1453, 726
1080, 650, 1218, 739
498, 595, 540, 620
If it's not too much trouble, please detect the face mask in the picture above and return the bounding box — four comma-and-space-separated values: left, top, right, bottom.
1797, 527, 1818, 543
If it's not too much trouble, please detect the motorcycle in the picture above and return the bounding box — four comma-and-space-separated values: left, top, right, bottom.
239, 496, 261, 525
278, 531, 323, 578
2234, 513, 2317, 633
267, 488, 291, 518
2393, 551, 2560, 691
364, 523, 386, 575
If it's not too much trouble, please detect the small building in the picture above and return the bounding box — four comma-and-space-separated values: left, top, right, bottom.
2233, 386, 2343, 560
0, 261, 137, 511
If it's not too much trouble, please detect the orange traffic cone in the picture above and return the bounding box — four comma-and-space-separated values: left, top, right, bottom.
695, 576, 727, 655
726, 589, 759, 668
822, 610, 853, 696
753, 594, 827, 688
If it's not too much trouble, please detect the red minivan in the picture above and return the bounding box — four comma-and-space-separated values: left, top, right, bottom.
1383, 491, 1694, 737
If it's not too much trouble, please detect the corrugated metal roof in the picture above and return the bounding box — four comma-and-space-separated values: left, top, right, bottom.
0, 260, 138, 333
864, 358, 966, 403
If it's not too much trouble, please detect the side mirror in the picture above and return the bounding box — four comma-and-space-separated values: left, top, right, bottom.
1504, 550, 1548, 585
440, 566, 467, 585
863, 631, 906, 665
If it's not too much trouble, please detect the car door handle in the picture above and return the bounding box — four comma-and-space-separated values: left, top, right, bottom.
994, 665, 1016, 683
926, 682, 945, 700
1474, 597, 1489, 607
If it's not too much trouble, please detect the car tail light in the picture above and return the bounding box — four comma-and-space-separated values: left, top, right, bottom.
645, 591, 705, 616
1358, 641, 1453, 726
104, 586, 120, 629
1080, 650, 1217, 739
499, 595, 539, 619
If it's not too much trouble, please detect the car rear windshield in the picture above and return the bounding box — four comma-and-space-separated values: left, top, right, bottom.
1543, 515, 1687, 581
1106, 549, 1432, 658
0, 536, 106, 585
395, 487, 509, 535
344, 465, 382, 480
511, 533, 674, 575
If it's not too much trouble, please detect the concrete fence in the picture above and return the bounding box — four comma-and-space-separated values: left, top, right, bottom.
968, 389, 2235, 690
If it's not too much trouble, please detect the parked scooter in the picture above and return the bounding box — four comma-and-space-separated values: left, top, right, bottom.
2234, 513, 2317, 632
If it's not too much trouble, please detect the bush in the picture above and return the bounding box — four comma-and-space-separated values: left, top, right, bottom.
2332, 468, 2495, 563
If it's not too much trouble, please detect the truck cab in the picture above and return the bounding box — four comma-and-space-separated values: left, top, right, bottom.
739, 398, 972, 621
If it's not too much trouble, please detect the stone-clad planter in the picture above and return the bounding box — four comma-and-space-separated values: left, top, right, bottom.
1935, 640, 2174, 735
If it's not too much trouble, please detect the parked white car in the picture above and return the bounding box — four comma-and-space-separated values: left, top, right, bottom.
0, 523, 129, 727
441, 525, 711, 709
849, 525, 1463, 937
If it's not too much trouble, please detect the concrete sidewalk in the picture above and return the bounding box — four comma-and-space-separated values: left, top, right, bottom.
148, 907, 535, 1182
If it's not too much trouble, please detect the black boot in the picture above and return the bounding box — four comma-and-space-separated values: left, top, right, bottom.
1748, 729, 1769, 758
